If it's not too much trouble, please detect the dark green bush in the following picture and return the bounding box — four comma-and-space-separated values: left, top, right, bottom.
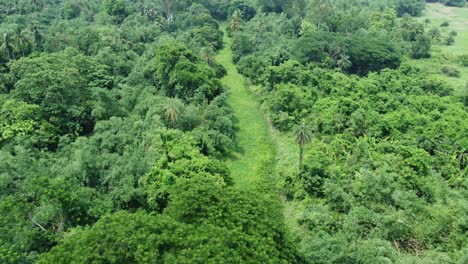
441, 66, 460, 77
458, 54, 468, 67
444, 35, 455, 45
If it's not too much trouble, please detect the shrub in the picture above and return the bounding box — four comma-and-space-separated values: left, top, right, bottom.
440, 21, 450, 27
444, 35, 455, 45
428, 28, 441, 40
458, 54, 468, 67
396, 0, 426, 17
449, 30, 458, 36
443, 0, 465, 7
411, 34, 431, 59
440, 66, 460, 77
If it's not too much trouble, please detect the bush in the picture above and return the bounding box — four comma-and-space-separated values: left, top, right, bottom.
449, 30, 458, 36
440, 21, 450, 27
458, 54, 468, 67
440, 66, 460, 77
428, 28, 441, 40
443, 0, 465, 7
396, 0, 426, 17
411, 34, 431, 59
444, 35, 455, 45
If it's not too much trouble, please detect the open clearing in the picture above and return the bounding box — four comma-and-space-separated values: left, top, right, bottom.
215, 26, 275, 190
409, 3, 468, 96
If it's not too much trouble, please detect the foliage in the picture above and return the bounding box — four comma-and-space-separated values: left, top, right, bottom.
8, 49, 113, 138
294, 122, 313, 171
1, 0, 467, 263
458, 54, 468, 67
441, 0, 466, 7
395, 0, 426, 17
0, 1, 241, 262
253, 62, 468, 262
411, 34, 431, 59
38, 175, 301, 263
444, 34, 455, 45
441, 65, 461, 77
155, 43, 224, 102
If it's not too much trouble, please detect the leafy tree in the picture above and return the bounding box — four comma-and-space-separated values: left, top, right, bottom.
164, 174, 302, 263
442, 0, 466, 7
63, 0, 82, 19
9, 49, 110, 136
39, 175, 302, 263
411, 34, 431, 59
396, 0, 426, 17
293, 32, 401, 75
257, 0, 291, 13
444, 35, 455, 45
304, 0, 336, 29
266, 83, 315, 130
103, 0, 127, 18
37, 211, 178, 264
0, 99, 58, 148
428, 28, 441, 40
155, 43, 222, 102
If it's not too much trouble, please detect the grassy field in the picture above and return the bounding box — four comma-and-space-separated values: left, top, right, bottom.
408, 3, 468, 96
215, 26, 275, 190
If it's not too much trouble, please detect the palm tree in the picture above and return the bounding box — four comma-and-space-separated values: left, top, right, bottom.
254, 15, 265, 50
163, 99, 184, 127
230, 10, 242, 33
424, 18, 431, 28
199, 46, 215, 66
0, 31, 17, 60
294, 122, 312, 171
31, 25, 44, 49
336, 54, 351, 70
14, 27, 31, 57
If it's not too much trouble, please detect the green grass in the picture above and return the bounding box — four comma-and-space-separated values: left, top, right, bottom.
409, 3, 468, 96
215, 26, 275, 190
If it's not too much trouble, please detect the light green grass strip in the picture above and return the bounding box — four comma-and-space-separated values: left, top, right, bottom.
215, 26, 274, 190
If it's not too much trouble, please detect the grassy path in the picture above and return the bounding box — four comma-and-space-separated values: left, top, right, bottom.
215, 26, 274, 190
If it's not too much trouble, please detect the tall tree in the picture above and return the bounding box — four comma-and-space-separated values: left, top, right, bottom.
199, 46, 215, 66
305, 0, 335, 29
14, 27, 31, 57
0, 31, 16, 60
230, 10, 242, 33
163, 98, 184, 127
294, 122, 312, 171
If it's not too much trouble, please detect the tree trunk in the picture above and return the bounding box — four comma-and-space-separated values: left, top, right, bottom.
298, 145, 303, 172
7, 46, 14, 60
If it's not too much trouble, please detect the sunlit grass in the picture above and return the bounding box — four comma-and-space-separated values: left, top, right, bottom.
215, 25, 275, 190
409, 3, 468, 96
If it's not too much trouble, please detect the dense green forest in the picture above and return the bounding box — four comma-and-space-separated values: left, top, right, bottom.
0, 0, 467, 263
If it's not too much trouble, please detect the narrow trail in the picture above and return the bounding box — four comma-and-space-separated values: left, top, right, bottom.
215, 26, 274, 190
